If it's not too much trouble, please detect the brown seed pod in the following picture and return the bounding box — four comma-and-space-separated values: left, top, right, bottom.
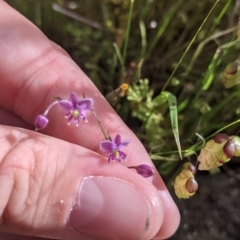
230, 136, 240, 157
185, 178, 198, 194
224, 61, 238, 75
174, 169, 198, 199
198, 136, 230, 170
198, 134, 240, 170
213, 133, 229, 143
223, 140, 235, 158
222, 61, 240, 89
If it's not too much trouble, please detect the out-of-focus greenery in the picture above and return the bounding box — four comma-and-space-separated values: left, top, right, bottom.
7, 0, 240, 178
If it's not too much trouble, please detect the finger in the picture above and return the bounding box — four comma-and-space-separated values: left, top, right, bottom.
0, 1, 180, 238
0, 232, 46, 240
0, 108, 31, 129
0, 125, 163, 240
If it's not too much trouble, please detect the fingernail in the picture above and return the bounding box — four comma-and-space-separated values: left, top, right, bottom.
69, 176, 151, 240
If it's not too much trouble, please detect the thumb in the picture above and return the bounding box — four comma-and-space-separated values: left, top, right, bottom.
0, 125, 163, 240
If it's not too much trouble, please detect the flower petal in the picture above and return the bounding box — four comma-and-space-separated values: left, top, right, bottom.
69, 92, 80, 106
118, 139, 131, 149
118, 150, 127, 160
113, 134, 121, 145
77, 98, 93, 110
58, 100, 73, 111
80, 113, 86, 122
100, 141, 116, 153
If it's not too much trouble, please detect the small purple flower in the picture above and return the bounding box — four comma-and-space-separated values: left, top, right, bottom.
100, 134, 131, 163
58, 93, 93, 126
34, 93, 93, 131
129, 164, 155, 178
35, 114, 49, 131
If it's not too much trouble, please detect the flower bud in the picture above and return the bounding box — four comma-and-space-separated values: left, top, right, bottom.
128, 164, 155, 178
120, 83, 129, 91
35, 114, 49, 131
182, 162, 197, 175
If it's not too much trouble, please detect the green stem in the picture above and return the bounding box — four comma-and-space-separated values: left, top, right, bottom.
185, 119, 240, 155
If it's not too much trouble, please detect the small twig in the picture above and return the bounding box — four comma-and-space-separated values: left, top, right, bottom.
52, 3, 103, 30
91, 109, 110, 140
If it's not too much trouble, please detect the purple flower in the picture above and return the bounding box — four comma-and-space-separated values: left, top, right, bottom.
128, 164, 155, 178
100, 134, 131, 163
35, 114, 49, 131
58, 93, 93, 126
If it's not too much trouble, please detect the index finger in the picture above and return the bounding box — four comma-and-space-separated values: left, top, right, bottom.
0, 2, 179, 238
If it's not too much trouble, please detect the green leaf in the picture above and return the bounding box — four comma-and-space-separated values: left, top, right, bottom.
166, 91, 182, 159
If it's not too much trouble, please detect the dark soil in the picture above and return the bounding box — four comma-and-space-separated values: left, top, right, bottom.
169, 170, 240, 240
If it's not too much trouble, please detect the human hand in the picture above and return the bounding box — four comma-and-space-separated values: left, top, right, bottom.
0, 1, 180, 239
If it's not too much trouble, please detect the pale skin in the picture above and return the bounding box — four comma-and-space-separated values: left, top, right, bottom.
0, 1, 180, 240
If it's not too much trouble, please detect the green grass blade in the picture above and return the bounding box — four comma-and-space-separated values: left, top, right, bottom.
166, 92, 182, 159
202, 47, 223, 90
145, 0, 183, 60
150, 154, 179, 161
210, 0, 232, 33
113, 42, 124, 71
122, 0, 135, 64
139, 19, 147, 59
161, 0, 220, 92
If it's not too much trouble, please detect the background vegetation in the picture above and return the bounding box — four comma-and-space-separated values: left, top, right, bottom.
6, 0, 240, 239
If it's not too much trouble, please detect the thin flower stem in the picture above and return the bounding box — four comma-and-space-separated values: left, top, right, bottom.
185, 119, 240, 155
43, 100, 59, 116
82, 93, 109, 139
208, 119, 240, 140
91, 109, 110, 140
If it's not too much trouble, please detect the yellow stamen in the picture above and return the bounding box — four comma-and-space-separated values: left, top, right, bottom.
114, 150, 119, 158
72, 109, 79, 117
